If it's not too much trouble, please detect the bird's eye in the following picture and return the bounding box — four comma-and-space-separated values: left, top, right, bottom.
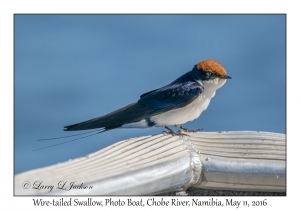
205, 71, 212, 78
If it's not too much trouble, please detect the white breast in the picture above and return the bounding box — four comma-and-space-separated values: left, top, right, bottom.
151, 90, 212, 126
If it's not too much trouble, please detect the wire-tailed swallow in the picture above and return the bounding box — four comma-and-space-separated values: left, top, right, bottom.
64, 59, 231, 135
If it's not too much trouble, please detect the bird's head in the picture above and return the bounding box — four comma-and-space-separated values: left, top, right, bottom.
192, 59, 231, 91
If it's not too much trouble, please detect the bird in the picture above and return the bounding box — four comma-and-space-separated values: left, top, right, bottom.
64, 59, 231, 135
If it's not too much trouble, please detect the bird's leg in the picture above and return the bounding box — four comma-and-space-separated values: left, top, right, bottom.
163, 126, 177, 136
175, 125, 203, 133
163, 125, 190, 137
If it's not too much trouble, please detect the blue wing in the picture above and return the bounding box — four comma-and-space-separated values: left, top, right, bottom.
138, 81, 203, 115
64, 72, 203, 131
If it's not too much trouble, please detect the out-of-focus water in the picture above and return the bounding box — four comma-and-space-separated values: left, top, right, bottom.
14, 14, 286, 174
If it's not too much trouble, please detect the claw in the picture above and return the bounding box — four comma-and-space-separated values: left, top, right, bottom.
175, 125, 204, 133
192, 128, 204, 132
177, 130, 190, 137
163, 125, 190, 137
163, 126, 190, 137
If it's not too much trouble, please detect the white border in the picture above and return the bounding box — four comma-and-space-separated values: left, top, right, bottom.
2, 0, 297, 209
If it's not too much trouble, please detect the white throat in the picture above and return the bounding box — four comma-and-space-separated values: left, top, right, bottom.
199, 77, 227, 93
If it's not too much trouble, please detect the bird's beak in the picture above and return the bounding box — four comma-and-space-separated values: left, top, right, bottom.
221, 75, 232, 79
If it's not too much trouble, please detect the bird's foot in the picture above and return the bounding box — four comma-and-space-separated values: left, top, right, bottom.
163, 126, 190, 137
162, 130, 190, 137
175, 125, 204, 133
176, 130, 190, 137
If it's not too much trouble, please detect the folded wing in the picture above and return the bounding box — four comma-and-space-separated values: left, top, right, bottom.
64, 81, 203, 131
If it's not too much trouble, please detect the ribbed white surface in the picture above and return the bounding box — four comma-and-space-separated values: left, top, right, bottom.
15, 134, 190, 195
189, 131, 285, 160
15, 131, 286, 195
